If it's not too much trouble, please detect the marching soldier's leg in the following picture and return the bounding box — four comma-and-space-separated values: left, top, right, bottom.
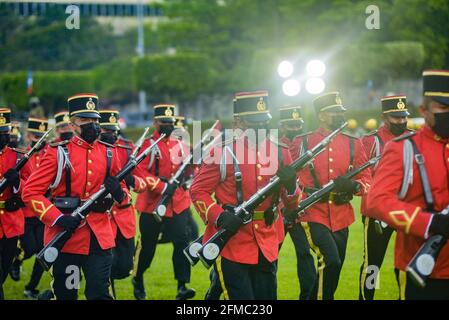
398, 271, 449, 300
111, 229, 135, 280
24, 219, 45, 298
9, 246, 23, 282
0, 236, 19, 300
359, 216, 395, 300
251, 250, 277, 300
132, 212, 161, 300
204, 267, 223, 300
82, 234, 114, 300
288, 223, 316, 300
331, 227, 349, 289
168, 209, 195, 300
215, 256, 254, 300
52, 252, 81, 300
301, 222, 342, 300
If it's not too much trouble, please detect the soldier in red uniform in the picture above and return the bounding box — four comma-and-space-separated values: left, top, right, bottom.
366, 70, 449, 299
132, 104, 195, 300
22, 94, 131, 300
278, 105, 316, 300
359, 95, 410, 300
190, 91, 301, 300
292, 92, 371, 300
98, 110, 146, 297
53, 111, 74, 142
18, 117, 49, 299
0, 108, 25, 300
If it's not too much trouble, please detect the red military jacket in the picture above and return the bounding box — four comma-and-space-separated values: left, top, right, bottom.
292, 127, 371, 232
366, 125, 449, 278
135, 131, 191, 217
111, 142, 147, 239
190, 135, 301, 264
22, 136, 131, 255
360, 125, 413, 215
21, 146, 48, 218
0, 147, 24, 239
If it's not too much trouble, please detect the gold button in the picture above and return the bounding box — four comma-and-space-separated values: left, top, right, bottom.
87, 182, 91, 186
254, 224, 259, 229
329, 169, 334, 173
329, 158, 333, 162
88, 150, 91, 153
78, 141, 82, 145
257, 164, 262, 168
0, 193, 3, 197
113, 210, 117, 215
37, 156, 40, 160
88, 170, 92, 175
85, 192, 89, 196
257, 176, 263, 181
0, 210, 4, 214
36, 164, 39, 168
329, 200, 333, 204
329, 148, 333, 152
88, 159, 92, 164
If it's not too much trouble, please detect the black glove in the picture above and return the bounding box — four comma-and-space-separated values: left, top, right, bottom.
124, 174, 135, 190
4, 169, 20, 189
104, 176, 125, 203
55, 215, 80, 232
283, 209, 298, 225
429, 213, 449, 237
334, 192, 354, 205
276, 165, 297, 195
163, 182, 177, 197
334, 176, 359, 194
216, 209, 243, 235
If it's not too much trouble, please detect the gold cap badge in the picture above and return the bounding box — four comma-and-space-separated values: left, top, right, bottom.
397, 99, 406, 110
86, 98, 96, 110
257, 98, 267, 111
292, 110, 300, 120
63, 114, 70, 122
335, 95, 342, 105
39, 123, 46, 131
165, 108, 173, 117
0, 116, 5, 125
109, 114, 117, 123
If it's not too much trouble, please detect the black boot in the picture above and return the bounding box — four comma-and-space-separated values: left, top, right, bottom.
9, 259, 22, 282
176, 282, 196, 300
132, 277, 146, 300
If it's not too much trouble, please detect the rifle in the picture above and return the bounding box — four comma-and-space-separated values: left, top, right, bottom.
153, 120, 221, 222
36, 134, 165, 271
406, 204, 449, 288
0, 128, 53, 193
131, 127, 150, 158
283, 155, 380, 225
193, 122, 348, 269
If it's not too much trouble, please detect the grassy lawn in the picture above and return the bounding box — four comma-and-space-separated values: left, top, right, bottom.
3, 197, 398, 300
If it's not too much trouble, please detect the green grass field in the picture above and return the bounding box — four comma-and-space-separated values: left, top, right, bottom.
3, 197, 399, 300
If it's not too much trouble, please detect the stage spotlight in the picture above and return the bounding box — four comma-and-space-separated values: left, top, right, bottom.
305, 77, 325, 95
282, 79, 301, 96
277, 60, 294, 78
306, 60, 326, 77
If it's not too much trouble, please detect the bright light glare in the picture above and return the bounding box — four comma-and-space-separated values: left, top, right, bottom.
306, 60, 326, 77
277, 60, 294, 78
282, 79, 301, 96
305, 78, 325, 95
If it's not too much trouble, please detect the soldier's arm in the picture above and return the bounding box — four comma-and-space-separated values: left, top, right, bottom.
189, 159, 223, 225
353, 138, 372, 196
22, 148, 62, 227
135, 142, 168, 195
366, 141, 432, 239
280, 148, 301, 210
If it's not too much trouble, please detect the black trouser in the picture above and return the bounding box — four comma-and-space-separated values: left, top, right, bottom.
205, 267, 223, 300
359, 216, 394, 300
216, 251, 277, 300
286, 223, 317, 300
395, 269, 449, 300
20, 217, 45, 291
111, 229, 135, 280
134, 210, 191, 283
52, 232, 113, 300
0, 236, 18, 300
301, 222, 349, 300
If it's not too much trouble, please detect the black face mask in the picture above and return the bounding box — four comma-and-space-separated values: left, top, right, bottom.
60, 131, 73, 141
389, 122, 408, 136
8, 139, 18, 148
286, 128, 303, 140
79, 122, 100, 144
330, 115, 346, 130
158, 124, 175, 137
0, 134, 10, 150
432, 112, 449, 138
100, 132, 118, 145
